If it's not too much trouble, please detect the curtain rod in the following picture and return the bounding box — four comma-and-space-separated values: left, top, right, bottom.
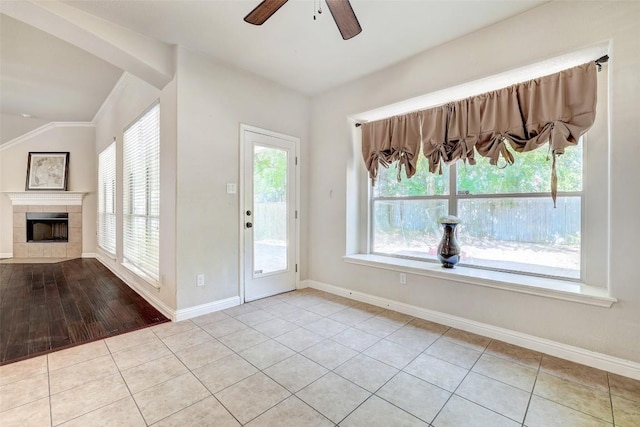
595, 54, 609, 71
354, 56, 610, 128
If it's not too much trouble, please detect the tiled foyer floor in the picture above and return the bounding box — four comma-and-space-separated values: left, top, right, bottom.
1, 288, 638, 427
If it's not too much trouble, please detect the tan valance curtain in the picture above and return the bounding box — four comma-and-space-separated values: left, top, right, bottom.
361, 112, 422, 183
361, 61, 597, 205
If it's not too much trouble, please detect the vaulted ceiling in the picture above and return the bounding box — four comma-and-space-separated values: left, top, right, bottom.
0, 0, 546, 145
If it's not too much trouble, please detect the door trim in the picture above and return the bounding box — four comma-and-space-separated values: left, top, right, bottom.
239, 124, 300, 304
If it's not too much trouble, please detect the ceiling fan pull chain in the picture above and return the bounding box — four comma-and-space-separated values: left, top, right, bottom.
313, 0, 323, 21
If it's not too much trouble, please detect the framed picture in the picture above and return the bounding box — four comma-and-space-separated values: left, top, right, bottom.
25, 152, 70, 191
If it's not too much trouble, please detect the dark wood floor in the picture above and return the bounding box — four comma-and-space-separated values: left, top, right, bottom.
0, 258, 169, 365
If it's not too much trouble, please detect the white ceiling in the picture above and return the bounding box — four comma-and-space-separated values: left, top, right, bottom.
1, 0, 547, 145
0, 14, 123, 133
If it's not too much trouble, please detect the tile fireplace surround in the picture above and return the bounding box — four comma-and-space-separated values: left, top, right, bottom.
5, 192, 85, 259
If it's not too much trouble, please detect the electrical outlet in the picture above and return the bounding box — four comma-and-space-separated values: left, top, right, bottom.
197, 274, 205, 287
399, 273, 407, 285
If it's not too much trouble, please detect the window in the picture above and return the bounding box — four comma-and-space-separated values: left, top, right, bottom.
349, 48, 610, 300
372, 143, 583, 279
123, 102, 160, 283
363, 54, 610, 284
97, 141, 116, 255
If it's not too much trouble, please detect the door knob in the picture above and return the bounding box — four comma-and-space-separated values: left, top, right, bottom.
246, 222, 253, 228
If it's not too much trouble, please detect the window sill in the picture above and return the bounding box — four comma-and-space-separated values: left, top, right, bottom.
96, 246, 116, 261
343, 254, 616, 308
122, 262, 160, 290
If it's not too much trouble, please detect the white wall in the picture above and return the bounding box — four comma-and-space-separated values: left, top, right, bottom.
174, 48, 310, 310
93, 72, 177, 313
308, 1, 640, 362
0, 125, 96, 255
80, 47, 310, 316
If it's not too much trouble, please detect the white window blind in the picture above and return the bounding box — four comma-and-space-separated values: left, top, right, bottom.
98, 141, 116, 255
123, 102, 160, 282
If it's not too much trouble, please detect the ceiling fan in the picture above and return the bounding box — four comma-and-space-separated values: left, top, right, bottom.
244, 0, 362, 40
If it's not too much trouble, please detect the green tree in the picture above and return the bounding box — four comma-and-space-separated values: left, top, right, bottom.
254, 147, 287, 202
374, 155, 448, 197
458, 143, 582, 194
375, 142, 583, 197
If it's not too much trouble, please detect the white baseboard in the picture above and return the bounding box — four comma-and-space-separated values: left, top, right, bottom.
82, 252, 96, 258
303, 279, 640, 380
175, 297, 241, 322
0, 253, 13, 258
94, 253, 174, 321
94, 254, 241, 323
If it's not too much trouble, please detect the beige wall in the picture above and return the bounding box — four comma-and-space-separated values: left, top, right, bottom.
90, 48, 310, 313
308, 1, 640, 362
174, 48, 310, 309
0, 125, 96, 256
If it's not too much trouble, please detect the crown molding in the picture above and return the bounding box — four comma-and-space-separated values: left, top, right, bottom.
92, 71, 130, 123
0, 122, 95, 152
0, 71, 129, 153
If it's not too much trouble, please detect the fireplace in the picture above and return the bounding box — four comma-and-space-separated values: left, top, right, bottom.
26, 212, 69, 242
6, 191, 85, 258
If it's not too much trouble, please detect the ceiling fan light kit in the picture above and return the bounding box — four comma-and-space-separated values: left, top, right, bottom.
244, 0, 362, 40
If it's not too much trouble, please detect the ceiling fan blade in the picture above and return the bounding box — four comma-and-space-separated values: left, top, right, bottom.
325, 0, 362, 40
244, 0, 289, 25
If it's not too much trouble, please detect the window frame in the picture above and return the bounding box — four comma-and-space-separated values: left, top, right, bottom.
350, 57, 610, 295
369, 156, 585, 281
122, 101, 161, 286
97, 140, 117, 256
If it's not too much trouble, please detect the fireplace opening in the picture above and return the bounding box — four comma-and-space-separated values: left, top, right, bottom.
26, 212, 69, 242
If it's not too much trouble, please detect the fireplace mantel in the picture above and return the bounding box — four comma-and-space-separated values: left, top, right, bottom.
4, 191, 87, 206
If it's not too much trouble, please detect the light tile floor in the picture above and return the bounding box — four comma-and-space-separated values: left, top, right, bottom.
1, 288, 639, 426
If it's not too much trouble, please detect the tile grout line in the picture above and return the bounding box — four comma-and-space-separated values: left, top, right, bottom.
242, 299, 375, 424
251, 294, 461, 424
206, 302, 343, 425
534, 355, 616, 425
47, 352, 53, 427
520, 352, 543, 427
427, 336, 493, 425
304, 312, 445, 425
166, 318, 317, 425
166, 324, 245, 426
45, 340, 131, 426
607, 372, 616, 427
107, 339, 150, 426
362, 333, 459, 425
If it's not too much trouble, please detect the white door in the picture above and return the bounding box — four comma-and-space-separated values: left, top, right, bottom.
242, 126, 298, 302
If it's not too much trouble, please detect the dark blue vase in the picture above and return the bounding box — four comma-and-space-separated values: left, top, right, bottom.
437, 222, 461, 268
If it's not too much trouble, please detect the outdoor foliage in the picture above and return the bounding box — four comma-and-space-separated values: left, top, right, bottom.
374, 142, 583, 197
372, 141, 584, 266
254, 146, 287, 203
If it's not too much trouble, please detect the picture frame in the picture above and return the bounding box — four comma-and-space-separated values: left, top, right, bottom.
25, 152, 70, 191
